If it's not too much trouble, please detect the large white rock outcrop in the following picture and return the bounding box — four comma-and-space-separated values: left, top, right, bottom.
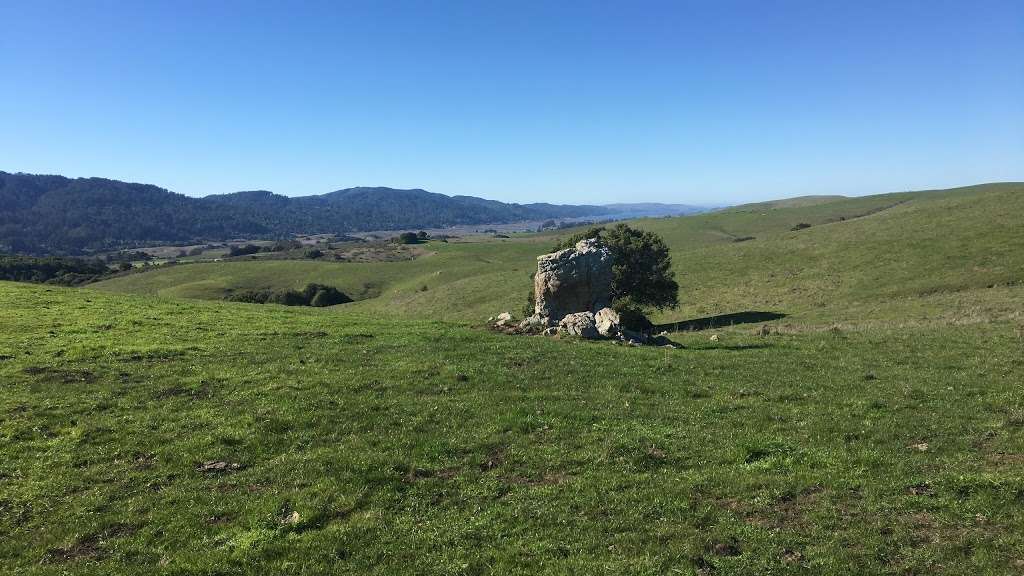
533, 238, 613, 323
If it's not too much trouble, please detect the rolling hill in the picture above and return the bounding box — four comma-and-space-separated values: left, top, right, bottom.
0, 171, 703, 255
94, 182, 1024, 329
2, 181, 1023, 573
0, 172, 583, 253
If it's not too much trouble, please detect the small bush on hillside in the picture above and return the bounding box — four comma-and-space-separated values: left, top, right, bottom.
394, 232, 422, 245
225, 283, 352, 307
224, 289, 273, 304
791, 223, 811, 231
523, 290, 536, 317
522, 272, 537, 317
302, 283, 352, 307
228, 244, 262, 257
268, 289, 309, 306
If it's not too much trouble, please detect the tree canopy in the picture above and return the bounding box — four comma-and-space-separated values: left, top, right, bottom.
555, 223, 679, 311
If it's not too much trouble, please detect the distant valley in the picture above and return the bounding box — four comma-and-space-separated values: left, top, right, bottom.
0, 171, 708, 254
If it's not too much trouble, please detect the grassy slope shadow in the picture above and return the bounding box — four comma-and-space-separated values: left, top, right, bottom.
655, 310, 787, 332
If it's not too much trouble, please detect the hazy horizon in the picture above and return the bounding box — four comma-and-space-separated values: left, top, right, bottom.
8, 167, 1022, 208
2, 0, 1022, 205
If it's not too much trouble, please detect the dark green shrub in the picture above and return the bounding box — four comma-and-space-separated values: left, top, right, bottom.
228, 244, 262, 257
522, 273, 536, 317
613, 296, 654, 331
552, 223, 679, 311
267, 289, 307, 306
226, 283, 351, 307
225, 290, 272, 304
310, 286, 352, 307
394, 232, 421, 244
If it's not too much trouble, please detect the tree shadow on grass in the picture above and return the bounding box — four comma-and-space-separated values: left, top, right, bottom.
655, 311, 787, 332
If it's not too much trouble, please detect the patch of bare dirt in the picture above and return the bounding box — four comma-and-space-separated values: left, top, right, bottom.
44, 523, 136, 563
747, 485, 825, 530
479, 447, 506, 472
23, 365, 96, 384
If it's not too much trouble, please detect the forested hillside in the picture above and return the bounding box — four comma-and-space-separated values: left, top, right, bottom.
0, 172, 662, 254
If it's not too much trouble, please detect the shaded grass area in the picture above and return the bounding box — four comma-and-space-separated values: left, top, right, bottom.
654, 311, 788, 332
2, 282, 1024, 574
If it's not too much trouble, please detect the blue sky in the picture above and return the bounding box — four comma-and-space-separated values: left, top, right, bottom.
1, 0, 1021, 205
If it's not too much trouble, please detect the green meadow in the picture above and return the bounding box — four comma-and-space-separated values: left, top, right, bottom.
3, 183, 1024, 574
95, 182, 1024, 327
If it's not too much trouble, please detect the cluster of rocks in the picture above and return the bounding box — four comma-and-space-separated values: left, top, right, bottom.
488, 238, 679, 348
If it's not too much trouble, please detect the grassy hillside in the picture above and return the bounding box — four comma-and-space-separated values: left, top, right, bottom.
639, 183, 1024, 326
92, 239, 546, 322
94, 183, 1024, 328
3, 282, 1024, 574
4, 182, 1024, 574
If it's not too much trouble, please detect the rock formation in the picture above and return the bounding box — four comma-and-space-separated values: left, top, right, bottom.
594, 307, 620, 337
488, 238, 679, 348
533, 238, 613, 323
558, 311, 599, 339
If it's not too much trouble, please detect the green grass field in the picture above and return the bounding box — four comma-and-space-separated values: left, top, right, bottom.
3, 183, 1024, 574
95, 183, 1024, 327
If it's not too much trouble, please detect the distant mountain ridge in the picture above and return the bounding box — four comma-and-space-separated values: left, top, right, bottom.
0, 171, 701, 254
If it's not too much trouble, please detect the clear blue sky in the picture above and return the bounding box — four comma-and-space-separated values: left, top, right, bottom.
2, 0, 1021, 205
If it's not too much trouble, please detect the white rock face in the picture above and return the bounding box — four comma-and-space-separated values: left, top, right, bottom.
558, 311, 599, 339
594, 307, 621, 337
533, 238, 613, 323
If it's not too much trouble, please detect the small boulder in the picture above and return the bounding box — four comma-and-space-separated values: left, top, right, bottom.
494, 312, 514, 327
197, 460, 242, 474
518, 314, 546, 332
558, 311, 599, 339
594, 307, 621, 337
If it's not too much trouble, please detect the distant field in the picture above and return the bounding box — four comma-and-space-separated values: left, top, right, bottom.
94, 183, 1024, 328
